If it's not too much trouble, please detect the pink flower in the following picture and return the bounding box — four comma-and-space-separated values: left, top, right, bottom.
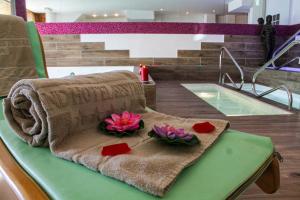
104, 111, 142, 133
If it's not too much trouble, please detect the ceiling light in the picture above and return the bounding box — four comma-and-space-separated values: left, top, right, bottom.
103, 13, 108, 17
160, 8, 164, 11
92, 14, 97, 18
185, 11, 190, 15
114, 13, 119, 17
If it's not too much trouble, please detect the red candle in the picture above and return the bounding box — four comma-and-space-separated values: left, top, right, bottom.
140, 65, 149, 82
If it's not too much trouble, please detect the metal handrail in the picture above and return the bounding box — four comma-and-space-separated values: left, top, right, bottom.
272, 29, 300, 67
276, 56, 300, 69
253, 84, 293, 110
253, 40, 300, 81
252, 40, 300, 110
219, 47, 244, 90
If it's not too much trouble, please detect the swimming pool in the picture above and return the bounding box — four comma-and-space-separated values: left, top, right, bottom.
182, 83, 291, 116
227, 83, 300, 110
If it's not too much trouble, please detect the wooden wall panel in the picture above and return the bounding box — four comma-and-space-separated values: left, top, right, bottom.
41, 34, 298, 87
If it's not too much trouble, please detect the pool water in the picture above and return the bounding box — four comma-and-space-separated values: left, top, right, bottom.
232, 83, 300, 110
182, 83, 291, 116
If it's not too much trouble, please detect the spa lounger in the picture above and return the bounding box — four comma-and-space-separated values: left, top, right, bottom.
0, 16, 279, 200
0, 104, 278, 200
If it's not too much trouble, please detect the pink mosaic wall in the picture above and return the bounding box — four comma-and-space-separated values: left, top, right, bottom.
36, 22, 296, 36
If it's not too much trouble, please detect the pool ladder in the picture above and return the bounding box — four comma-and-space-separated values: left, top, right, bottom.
251, 40, 300, 110
218, 40, 300, 110
271, 29, 300, 69
219, 47, 244, 90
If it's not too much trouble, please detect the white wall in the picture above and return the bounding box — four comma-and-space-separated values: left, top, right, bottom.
47, 66, 134, 78
155, 12, 205, 22
265, 0, 290, 25
77, 15, 128, 22
45, 10, 217, 23
248, 0, 265, 24
81, 34, 224, 58
44, 8, 57, 22
248, 0, 299, 25
125, 10, 154, 22
289, 0, 300, 25
53, 12, 82, 22
228, 0, 253, 13
204, 14, 216, 23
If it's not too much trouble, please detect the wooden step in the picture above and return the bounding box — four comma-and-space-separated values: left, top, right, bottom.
245, 43, 264, 51
201, 42, 245, 51
46, 57, 153, 67
104, 58, 153, 66
55, 42, 105, 50
178, 50, 220, 57
178, 49, 248, 59
201, 57, 245, 66
46, 58, 105, 67
224, 35, 261, 43
81, 50, 129, 58
153, 58, 200, 65
245, 58, 265, 68
41, 34, 80, 42
44, 50, 81, 59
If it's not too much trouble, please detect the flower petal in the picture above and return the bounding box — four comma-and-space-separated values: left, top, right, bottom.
167, 132, 176, 139
183, 134, 193, 141
111, 114, 121, 122
122, 111, 130, 120
192, 122, 215, 133
104, 118, 115, 125
106, 125, 114, 131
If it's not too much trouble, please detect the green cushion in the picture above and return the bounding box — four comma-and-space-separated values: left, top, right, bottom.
26, 22, 47, 78
0, 100, 273, 200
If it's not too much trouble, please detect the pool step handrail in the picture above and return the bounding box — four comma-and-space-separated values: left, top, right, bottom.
276, 56, 300, 69
219, 47, 244, 90
253, 84, 293, 110
271, 29, 300, 68
251, 40, 300, 110
253, 40, 300, 79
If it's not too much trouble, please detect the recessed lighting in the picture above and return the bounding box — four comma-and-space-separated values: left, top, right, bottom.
92, 14, 97, 18
103, 13, 108, 17
160, 8, 164, 11
212, 9, 216, 13
185, 11, 190, 15
114, 13, 119, 17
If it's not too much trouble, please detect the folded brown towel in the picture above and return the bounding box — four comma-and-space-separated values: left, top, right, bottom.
3, 71, 229, 196
0, 14, 38, 96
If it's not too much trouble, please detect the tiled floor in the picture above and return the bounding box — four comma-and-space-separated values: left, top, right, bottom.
0, 172, 18, 200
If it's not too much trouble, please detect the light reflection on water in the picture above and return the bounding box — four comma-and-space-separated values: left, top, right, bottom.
228, 83, 300, 110
182, 83, 291, 116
